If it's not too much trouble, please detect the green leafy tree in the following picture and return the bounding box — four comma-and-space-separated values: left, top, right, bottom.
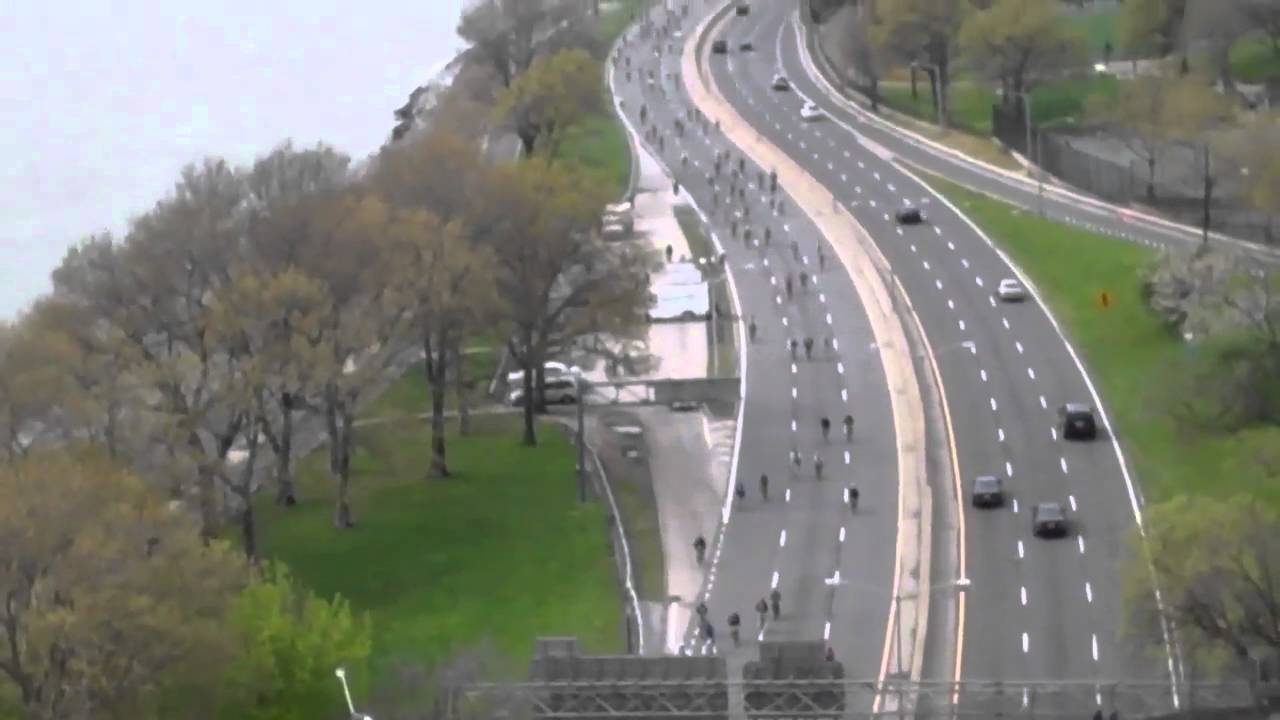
495, 49, 603, 157
218, 563, 372, 720
959, 0, 1088, 105
1120, 0, 1188, 58
872, 0, 972, 125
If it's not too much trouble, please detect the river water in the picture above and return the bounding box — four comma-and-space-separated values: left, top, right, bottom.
2, 0, 471, 318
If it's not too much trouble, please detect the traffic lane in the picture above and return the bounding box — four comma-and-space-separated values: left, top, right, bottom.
711, 33, 1111, 682
771, 10, 1280, 268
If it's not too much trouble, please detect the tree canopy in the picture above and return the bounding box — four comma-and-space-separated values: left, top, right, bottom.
959, 0, 1087, 103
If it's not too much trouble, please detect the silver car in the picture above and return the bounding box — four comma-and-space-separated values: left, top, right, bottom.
996, 278, 1027, 302
507, 377, 578, 406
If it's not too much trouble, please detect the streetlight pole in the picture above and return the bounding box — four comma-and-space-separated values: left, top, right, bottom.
334, 667, 373, 720
575, 374, 587, 503
1016, 90, 1045, 217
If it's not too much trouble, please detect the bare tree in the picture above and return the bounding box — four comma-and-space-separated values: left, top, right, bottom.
872, 0, 971, 124
458, 0, 584, 89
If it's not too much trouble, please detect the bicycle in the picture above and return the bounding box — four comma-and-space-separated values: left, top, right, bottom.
820, 417, 831, 442
814, 455, 824, 480
843, 415, 854, 442
760, 473, 769, 501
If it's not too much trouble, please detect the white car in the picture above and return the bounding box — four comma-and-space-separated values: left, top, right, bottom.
506, 361, 581, 385
771, 74, 790, 91
800, 101, 823, 121
996, 278, 1028, 302
507, 377, 579, 407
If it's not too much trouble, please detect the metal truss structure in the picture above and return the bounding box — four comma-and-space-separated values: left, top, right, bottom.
462, 679, 1269, 720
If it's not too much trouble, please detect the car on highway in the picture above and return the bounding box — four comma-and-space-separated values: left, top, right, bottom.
996, 278, 1027, 302
771, 74, 790, 91
506, 361, 582, 386
894, 206, 924, 225
800, 101, 823, 121
1058, 403, 1099, 440
507, 377, 578, 407
738, 40, 754, 52
971, 476, 1005, 508
712, 39, 728, 54
1031, 502, 1069, 538
735, 3, 750, 15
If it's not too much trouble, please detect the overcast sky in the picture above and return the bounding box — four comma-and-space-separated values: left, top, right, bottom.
1, 0, 467, 319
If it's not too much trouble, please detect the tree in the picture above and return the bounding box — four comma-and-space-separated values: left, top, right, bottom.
0, 450, 246, 719
959, 0, 1087, 106
1241, 0, 1280, 53
218, 563, 372, 720
245, 141, 353, 507
384, 208, 496, 477
0, 320, 63, 463
495, 49, 604, 158
1087, 72, 1230, 200
457, 0, 583, 89
1129, 495, 1280, 674
1183, 0, 1250, 90
872, 0, 971, 125
470, 158, 649, 446
1120, 0, 1188, 58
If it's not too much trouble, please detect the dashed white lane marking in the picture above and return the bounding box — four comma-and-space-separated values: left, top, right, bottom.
843, 450, 851, 464
771, 571, 780, 588
841, 389, 848, 402
1017, 540, 1025, 559
839, 526, 846, 542
1027, 368, 1037, 380
1085, 582, 1093, 603
771, 276, 777, 285
1061, 457, 1070, 474
959, 320, 967, 331
990, 397, 998, 412
873, 171, 879, 180
823, 621, 832, 641
887, 183, 896, 192
779, 530, 787, 547
1051, 427, 1058, 441
998, 428, 1006, 442
976, 277, 985, 287
1091, 634, 1099, 662
1015, 341, 1024, 354
1069, 494, 1078, 511
782, 316, 789, 326
1039, 395, 1048, 409
1020, 586, 1027, 606
1006, 460, 1014, 477
923, 260, 931, 270
910, 244, 917, 253
826, 312, 834, 325
791, 363, 798, 373
833, 338, 840, 351
1022, 633, 1030, 654
791, 419, 797, 432
980, 369, 988, 382
947, 241, 955, 251
1078, 536, 1086, 554
785, 489, 791, 503
961, 258, 970, 268
1003, 317, 1011, 330
792, 388, 798, 399
1012, 498, 1019, 513
837, 361, 845, 374
935, 279, 943, 290
947, 299, 955, 310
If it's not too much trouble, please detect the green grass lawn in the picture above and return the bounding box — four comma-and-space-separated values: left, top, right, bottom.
1230, 35, 1280, 83
362, 347, 499, 421
256, 413, 625, 682
557, 113, 632, 200
1065, 6, 1122, 62
879, 75, 1119, 135
921, 174, 1273, 507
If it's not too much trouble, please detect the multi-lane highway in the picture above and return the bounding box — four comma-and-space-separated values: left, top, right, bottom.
699, 0, 1175, 710
611, 2, 911, 709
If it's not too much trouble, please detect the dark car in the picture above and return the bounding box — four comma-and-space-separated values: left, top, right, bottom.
739, 40, 755, 52
735, 3, 750, 15
895, 206, 924, 225
971, 476, 1005, 508
1032, 502, 1069, 538
711, 39, 728, 54
1059, 403, 1098, 440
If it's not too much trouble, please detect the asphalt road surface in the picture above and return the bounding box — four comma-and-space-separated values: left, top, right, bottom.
613, 2, 902, 707
696, 0, 1178, 713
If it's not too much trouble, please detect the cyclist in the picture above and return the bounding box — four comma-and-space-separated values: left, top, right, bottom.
785, 275, 794, 300
843, 414, 855, 442
696, 601, 709, 620
755, 598, 769, 628
799, 271, 809, 289
770, 588, 782, 620
820, 417, 831, 441
704, 621, 716, 646
848, 485, 860, 513
814, 454, 824, 480
791, 240, 800, 260
818, 247, 827, 271
825, 647, 836, 662
759, 473, 769, 501
790, 449, 802, 471
748, 317, 758, 343
803, 337, 814, 360
693, 535, 707, 565
735, 482, 746, 503
728, 612, 742, 647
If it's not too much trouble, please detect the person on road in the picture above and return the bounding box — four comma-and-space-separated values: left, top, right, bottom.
756, 598, 769, 628
748, 317, 758, 343
696, 601, 708, 620
848, 485, 860, 513
759, 473, 769, 501
770, 588, 782, 620
803, 337, 814, 360
704, 621, 716, 646
693, 535, 707, 565
728, 612, 741, 647
791, 240, 800, 261
813, 454, 824, 480
799, 271, 809, 290
823, 336, 832, 354
825, 647, 836, 662
790, 449, 802, 471
820, 417, 831, 442
818, 247, 827, 271
788, 338, 798, 360
735, 482, 746, 504
785, 274, 794, 300
843, 414, 855, 442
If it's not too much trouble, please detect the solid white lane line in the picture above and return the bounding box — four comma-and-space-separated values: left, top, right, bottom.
779, 530, 787, 547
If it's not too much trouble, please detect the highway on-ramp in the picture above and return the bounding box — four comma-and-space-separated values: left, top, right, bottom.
611, 2, 916, 711
698, 0, 1177, 713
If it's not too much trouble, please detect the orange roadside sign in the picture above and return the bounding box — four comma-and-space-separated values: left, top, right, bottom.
1099, 291, 1112, 309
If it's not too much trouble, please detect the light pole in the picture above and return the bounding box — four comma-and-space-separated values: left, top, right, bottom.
1012, 90, 1045, 217
892, 577, 971, 677
575, 373, 588, 503
334, 667, 373, 720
